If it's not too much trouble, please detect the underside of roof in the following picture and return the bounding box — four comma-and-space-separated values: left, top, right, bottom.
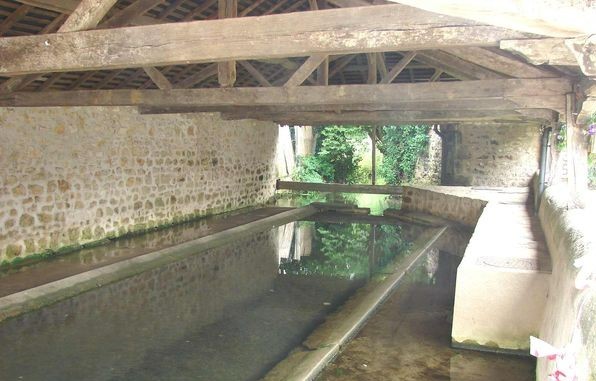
0, 0, 593, 125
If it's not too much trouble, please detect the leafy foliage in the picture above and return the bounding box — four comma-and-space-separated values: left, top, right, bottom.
378, 125, 430, 185
589, 154, 596, 189
292, 125, 368, 184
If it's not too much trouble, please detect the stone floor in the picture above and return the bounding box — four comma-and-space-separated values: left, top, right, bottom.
318, 251, 536, 381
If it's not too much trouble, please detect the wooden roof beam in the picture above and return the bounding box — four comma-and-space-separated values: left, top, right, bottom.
1, 0, 118, 93
0, 79, 571, 112
0, 4, 526, 77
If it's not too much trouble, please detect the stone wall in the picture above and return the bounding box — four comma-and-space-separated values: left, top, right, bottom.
537, 185, 595, 381
0, 107, 278, 264
442, 123, 541, 187
413, 129, 442, 185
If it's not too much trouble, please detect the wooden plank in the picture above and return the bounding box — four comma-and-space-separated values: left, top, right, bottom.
142, 67, 172, 90
284, 54, 328, 87
443, 47, 557, 78
379, 51, 416, 84
238, 61, 271, 87
429, 69, 442, 82
0, 4, 527, 76
217, 0, 237, 88
385, 0, 596, 37
1, 79, 571, 109
277, 181, 403, 195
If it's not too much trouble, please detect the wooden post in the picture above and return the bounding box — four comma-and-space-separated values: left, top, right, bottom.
371, 126, 377, 185
565, 92, 588, 200
218, 0, 237, 87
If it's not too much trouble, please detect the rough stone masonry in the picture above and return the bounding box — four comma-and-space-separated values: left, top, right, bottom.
0, 107, 278, 263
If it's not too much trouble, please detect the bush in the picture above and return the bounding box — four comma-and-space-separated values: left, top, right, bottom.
378, 125, 430, 185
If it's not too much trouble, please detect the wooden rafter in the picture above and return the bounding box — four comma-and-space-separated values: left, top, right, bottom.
284, 55, 329, 87
0, 4, 31, 36
0, 4, 526, 77
143, 67, 172, 90
379, 51, 416, 84
238, 61, 272, 87
175, 64, 218, 88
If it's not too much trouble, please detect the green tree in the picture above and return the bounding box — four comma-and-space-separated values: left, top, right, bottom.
378, 125, 430, 185
293, 125, 367, 184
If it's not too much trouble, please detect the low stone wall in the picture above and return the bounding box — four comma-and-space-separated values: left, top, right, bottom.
401, 186, 487, 227
0, 107, 278, 264
537, 185, 595, 380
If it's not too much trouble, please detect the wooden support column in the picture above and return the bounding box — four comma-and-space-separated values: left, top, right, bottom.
367, 53, 377, 84
371, 126, 377, 185
565, 93, 589, 200
317, 57, 329, 86
218, 0, 237, 87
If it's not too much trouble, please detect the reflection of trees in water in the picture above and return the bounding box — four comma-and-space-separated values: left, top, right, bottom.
279, 223, 413, 279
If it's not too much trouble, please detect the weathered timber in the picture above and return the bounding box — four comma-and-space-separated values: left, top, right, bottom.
443, 47, 558, 78
317, 57, 329, 86
0, 0, 118, 93
385, 0, 596, 37
221, 110, 553, 124
285, 55, 329, 87
142, 67, 172, 90
0, 79, 571, 109
277, 181, 403, 195
417, 50, 503, 80
500, 39, 577, 66
136, 97, 566, 115
238, 61, 271, 87
379, 51, 416, 84
217, 0, 237, 87
0, 4, 527, 76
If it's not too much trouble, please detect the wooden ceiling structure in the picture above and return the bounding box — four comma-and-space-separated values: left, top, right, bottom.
0, 0, 594, 126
